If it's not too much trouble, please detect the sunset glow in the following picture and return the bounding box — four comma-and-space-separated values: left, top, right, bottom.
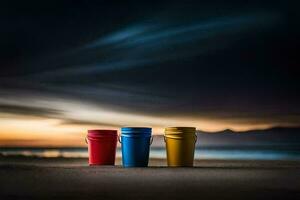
0, 99, 294, 147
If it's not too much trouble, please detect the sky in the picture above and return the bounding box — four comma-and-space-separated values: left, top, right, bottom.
0, 0, 299, 146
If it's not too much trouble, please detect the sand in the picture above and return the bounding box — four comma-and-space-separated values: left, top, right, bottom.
0, 157, 300, 200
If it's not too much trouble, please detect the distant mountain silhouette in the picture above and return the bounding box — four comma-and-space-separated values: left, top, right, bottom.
151, 127, 300, 148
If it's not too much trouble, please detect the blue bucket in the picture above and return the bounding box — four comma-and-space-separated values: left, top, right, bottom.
120, 127, 152, 167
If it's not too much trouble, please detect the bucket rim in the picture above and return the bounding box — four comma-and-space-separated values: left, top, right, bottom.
164, 134, 197, 140
121, 127, 152, 135
88, 129, 118, 137
165, 127, 196, 131
87, 135, 118, 140
121, 134, 152, 138
121, 127, 152, 131
165, 127, 196, 135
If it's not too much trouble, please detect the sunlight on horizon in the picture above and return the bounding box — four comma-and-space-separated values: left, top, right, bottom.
0, 96, 296, 147
0, 107, 282, 147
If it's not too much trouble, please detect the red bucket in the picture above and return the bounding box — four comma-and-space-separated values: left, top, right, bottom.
86, 130, 118, 165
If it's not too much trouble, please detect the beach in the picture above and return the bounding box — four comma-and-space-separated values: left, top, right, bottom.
0, 157, 300, 200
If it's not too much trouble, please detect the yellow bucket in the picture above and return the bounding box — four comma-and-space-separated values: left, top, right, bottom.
164, 127, 197, 167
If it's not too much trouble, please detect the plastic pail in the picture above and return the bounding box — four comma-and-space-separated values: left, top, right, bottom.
164, 127, 197, 167
120, 127, 152, 167
86, 130, 118, 165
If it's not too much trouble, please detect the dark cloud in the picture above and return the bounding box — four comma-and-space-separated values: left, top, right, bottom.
0, 0, 299, 128
0, 103, 63, 118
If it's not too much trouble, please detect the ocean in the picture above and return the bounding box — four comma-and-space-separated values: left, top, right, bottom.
1, 145, 300, 160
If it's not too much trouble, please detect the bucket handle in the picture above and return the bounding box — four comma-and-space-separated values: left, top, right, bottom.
150, 136, 153, 145
85, 136, 88, 144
